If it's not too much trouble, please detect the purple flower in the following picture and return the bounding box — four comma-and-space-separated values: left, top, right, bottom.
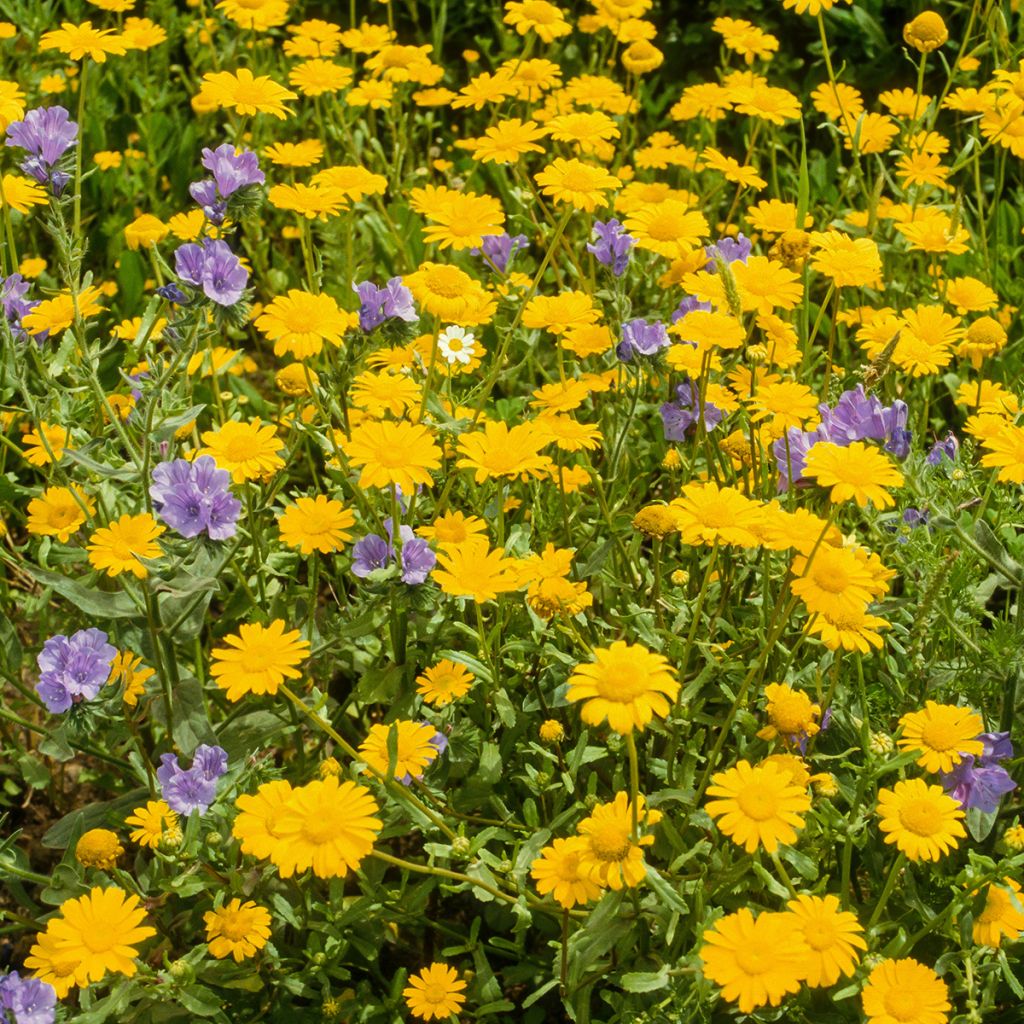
352, 519, 434, 584
200, 143, 264, 197
5, 106, 78, 191
819, 386, 910, 456
940, 732, 1016, 813
427, 727, 449, 756
927, 433, 959, 466
188, 179, 226, 224
0, 971, 57, 1024
587, 219, 634, 276
617, 318, 670, 361
902, 507, 930, 528
401, 536, 437, 584
705, 233, 751, 271
157, 743, 228, 815
773, 425, 831, 491
671, 295, 712, 323
0, 273, 39, 340
35, 628, 116, 714
660, 379, 723, 440
353, 277, 418, 332
351, 533, 392, 577
156, 282, 189, 305
173, 240, 248, 307
473, 232, 528, 273
150, 456, 241, 540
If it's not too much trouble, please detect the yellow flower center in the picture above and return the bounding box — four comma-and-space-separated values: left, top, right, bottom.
810, 560, 851, 593
556, 852, 583, 881
218, 911, 253, 941
769, 694, 812, 735
238, 637, 278, 674
977, 887, 1011, 924
423, 983, 449, 1005
918, 719, 959, 751
884, 988, 924, 1021
301, 815, 338, 844
560, 168, 601, 193
898, 798, 944, 836
801, 919, 838, 951
734, 941, 774, 976
424, 266, 466, 298
736, 783, 780, 821
50, 504, 79, 527
588, 822, 632, 861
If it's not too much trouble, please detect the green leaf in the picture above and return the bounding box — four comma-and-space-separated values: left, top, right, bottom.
477, 741, 502, 784
175, 984, 225, 1017
966, 805, 1000, 842
42, 787, 148, 848
21, 564, 140, 619
619, 965, 669, 993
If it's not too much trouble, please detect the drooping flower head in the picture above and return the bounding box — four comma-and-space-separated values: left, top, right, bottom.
35, 628, 117, 713
150, 456, 241, 540
587, 218, 634, 276
353, 276, 418, 332
157, 744, 228, 815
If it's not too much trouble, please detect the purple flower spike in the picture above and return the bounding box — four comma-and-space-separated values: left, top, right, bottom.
35, 629, 117, 714
617, 318, 670, 362
200, 142, 264, 197
0, 971, 57, 1024
588, 219, 634, 277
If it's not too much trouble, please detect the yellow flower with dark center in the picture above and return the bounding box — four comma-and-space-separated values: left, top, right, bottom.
415, 659, 475, 706
876, 778, 966, 861
22, 421, 71, 466
456, 420, 553, 482
706, 758, 811, 853
970, 878, 1024, 947
433, 538, 523, 603
266, 776, 382, 879
39, 20, 127, 61
210, 619, 310, 701
74, 829, 124, 870
204, 899, 272, 961
27, 486, 95, 542
341, 419, 442, 492
87, 513, 165, 579
576, 791, 660, 889
861, 958, 951, 1024
786, 894, 866, 987
256, 290, 351, 358
277, 495, 355, 555
199, 68, 296, 118
897, 702, 984, 774
534, 157, 620, 212
700, 908, 810, 1014
359, 720, 440, 781
531, 836, 604, 908
757, 683, 821, 744
199, 419, 286, 483
27, 887, 155, 993
566, 640, 678, 734
803, 441, 904, 509
124, 799, 178, 849
403, 962, 468, 1022
670, 481, 763, 547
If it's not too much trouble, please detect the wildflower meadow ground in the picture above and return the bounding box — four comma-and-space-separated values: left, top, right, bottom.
2, 0, 1024, 1021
